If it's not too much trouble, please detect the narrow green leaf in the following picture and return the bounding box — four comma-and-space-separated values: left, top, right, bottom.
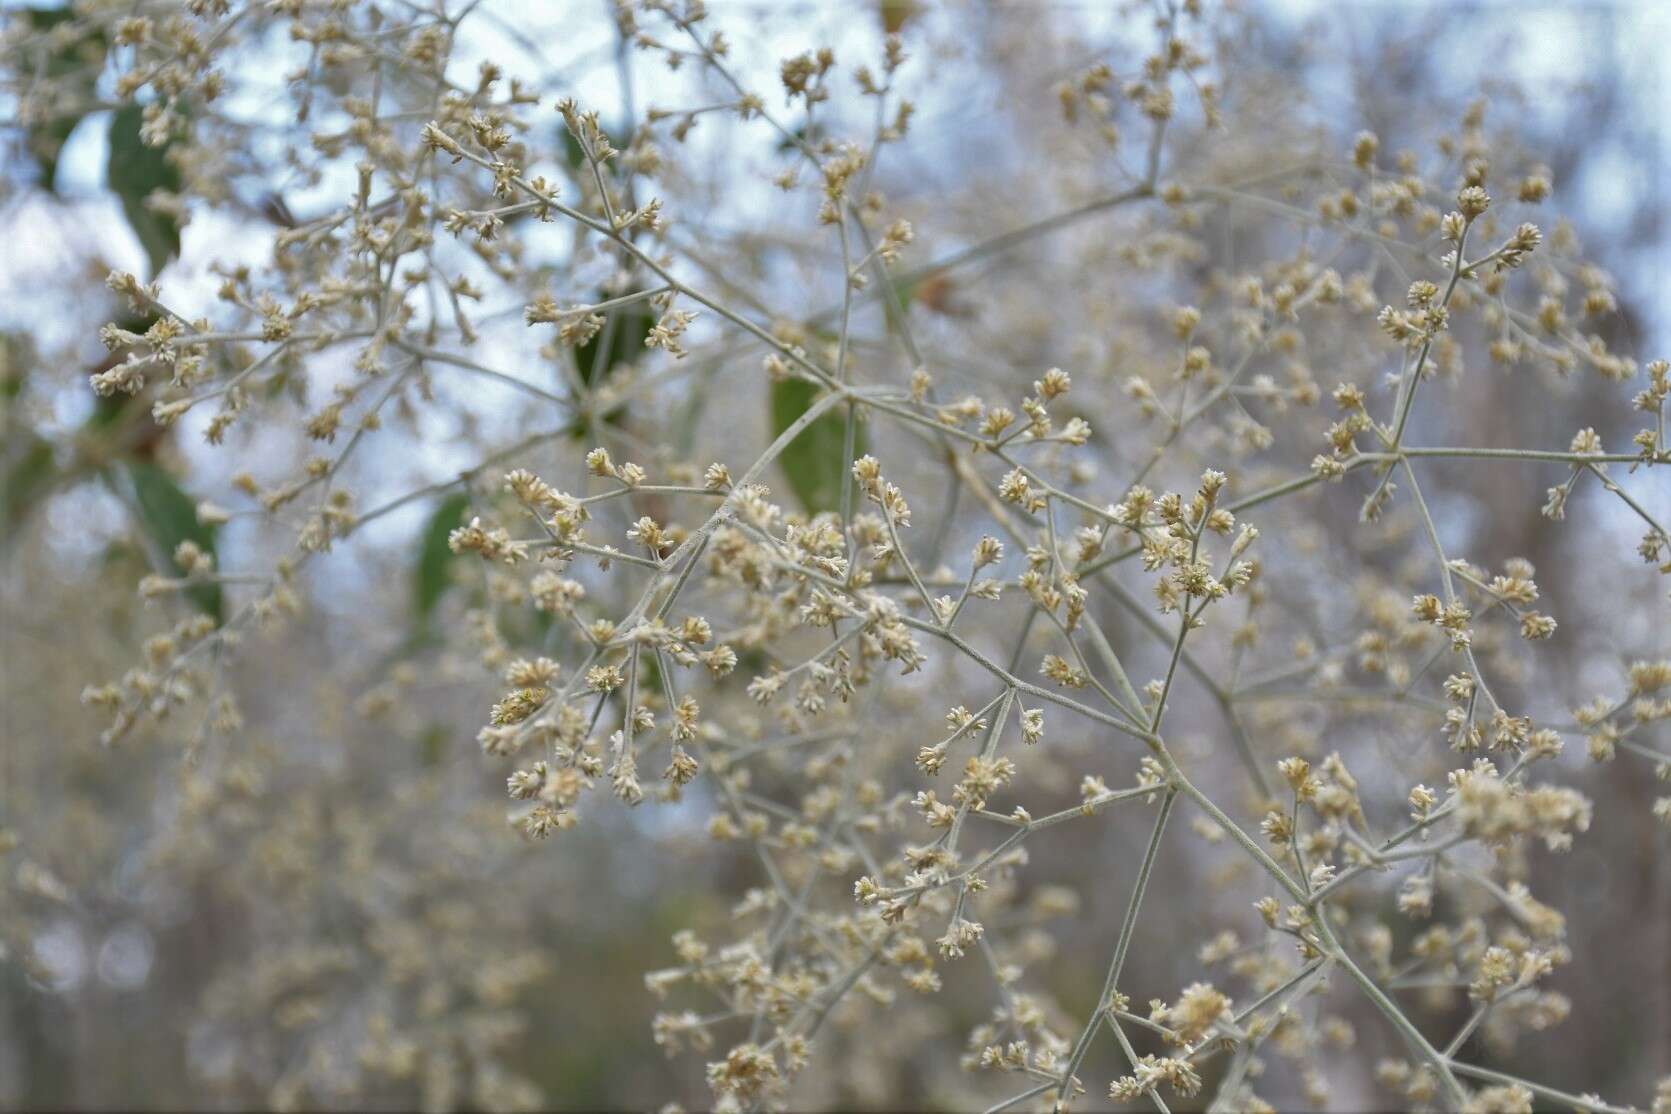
418, 722, 449, 767
636, 653, 664, 702
107, 104, 181, 278
2, 437, 56, 539
574, 289, 654, 387
769, 378, 863, 515
561, 124, 628, 175
28, 116, 82, 192
125, 459, 221, 622
1, 329, 33, 400
776, 122, 823, 154
414, 491, 471, 623
561, 128, 588, 172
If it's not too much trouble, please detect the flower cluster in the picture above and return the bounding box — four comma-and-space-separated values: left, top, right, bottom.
6, 0, 1666, 1111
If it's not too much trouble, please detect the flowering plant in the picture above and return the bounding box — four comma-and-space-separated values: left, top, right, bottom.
3, 1, 1667, 1110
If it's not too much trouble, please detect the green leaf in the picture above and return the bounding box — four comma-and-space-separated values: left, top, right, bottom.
414, 491, 471, 624
126, 459, 222, 622
561, 128, 587, 172
769, 378, 863, 516
28, 116, 82, 192
107, 104, 181, 278
86, 391, 143, 431
562, 123, 628, 175
2, 437, 56, 540
418, 722, 449, 768
879, 0, 919, 34
574, 289, 654, 387
1, 329, 34, 401
776, 122, 824, 154
636, 653, 664, 703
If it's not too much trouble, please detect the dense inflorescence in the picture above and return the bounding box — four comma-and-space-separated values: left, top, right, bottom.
4, 0, 1669, 1111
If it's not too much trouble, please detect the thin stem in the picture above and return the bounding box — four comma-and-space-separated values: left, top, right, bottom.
1058, 790, 1177, 1097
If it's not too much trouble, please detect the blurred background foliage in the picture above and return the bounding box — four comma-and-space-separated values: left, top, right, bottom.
2, 0, 1667, 1110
